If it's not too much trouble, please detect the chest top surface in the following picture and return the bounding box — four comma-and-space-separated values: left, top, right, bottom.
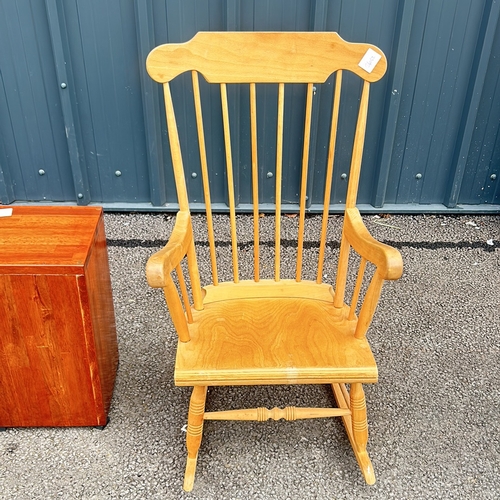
0, 206, 103, 274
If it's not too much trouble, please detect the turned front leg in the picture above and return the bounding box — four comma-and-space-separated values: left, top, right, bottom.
184, 386, 208, 492
350, 383, 368, 451
349, 383, 375, 484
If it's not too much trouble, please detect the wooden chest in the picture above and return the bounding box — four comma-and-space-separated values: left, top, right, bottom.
0, 206, 118, 427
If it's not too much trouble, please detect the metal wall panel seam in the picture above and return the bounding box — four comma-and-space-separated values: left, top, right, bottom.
135, 1, 167, 206
2, 1, 51, 201
387, 0, 430, 204
399, 0, 449, 204
444, 0, 500, 207
0, 71, 14, 203
0, 3, 21, 204
59, 0, 101, 201
474, 35, 500, 205
45, 0, 90, 205
224, 0, 242, 207
224, 0, 241, 31
78, 3, 114, 201
305, 0, 329, 208
372, 0, 416, 208
310, 0, 328, 31
0, 152, 14, 204
419, 0, 480, 205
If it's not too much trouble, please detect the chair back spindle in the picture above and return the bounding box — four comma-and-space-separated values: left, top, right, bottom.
295, 82, 314, 283
163, 83, 189, 212
317, 70, 343, 284
250, 83, 260, 282
192, 71, 218, 286
274, 83, 285, 282
345, 80, 370, 209
220, 83, 240, 284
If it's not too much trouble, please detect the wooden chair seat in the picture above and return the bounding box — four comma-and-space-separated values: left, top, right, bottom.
176, 284, 377, 387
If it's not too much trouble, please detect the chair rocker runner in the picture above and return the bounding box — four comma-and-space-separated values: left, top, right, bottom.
145, 32, 403, 491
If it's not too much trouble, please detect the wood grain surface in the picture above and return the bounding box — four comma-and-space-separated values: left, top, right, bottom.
175, 297, 377, 386
147, 32, 387, 83
0, 206, 101, 274
0, 206, 118, 427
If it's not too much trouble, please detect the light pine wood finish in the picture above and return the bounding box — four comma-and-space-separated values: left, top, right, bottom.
204, 407, 351, 421
175, 297, 377, 386
146, 32, 387, 84
184, 386, 207, 491
145, 32, 403, 491
0, 206, 118, 428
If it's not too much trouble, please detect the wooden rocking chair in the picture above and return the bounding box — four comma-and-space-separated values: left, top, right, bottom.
145, 32, 403, 491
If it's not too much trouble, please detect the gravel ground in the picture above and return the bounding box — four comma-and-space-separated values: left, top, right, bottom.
0, 211, 499, 499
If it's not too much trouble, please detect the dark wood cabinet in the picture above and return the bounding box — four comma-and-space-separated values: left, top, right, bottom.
0, 206, 118, 427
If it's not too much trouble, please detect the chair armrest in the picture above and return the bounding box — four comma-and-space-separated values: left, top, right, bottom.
146, 211, 193, 288
344, 208, 403, 281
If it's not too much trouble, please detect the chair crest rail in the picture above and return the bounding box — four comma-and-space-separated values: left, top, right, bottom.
146, 32, 387, 84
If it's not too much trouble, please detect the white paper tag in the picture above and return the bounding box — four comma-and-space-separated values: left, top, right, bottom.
358, 48, 381, 74
0, 208, 13, 217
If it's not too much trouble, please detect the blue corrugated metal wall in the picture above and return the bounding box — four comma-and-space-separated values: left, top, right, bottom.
0, 0, 499, 212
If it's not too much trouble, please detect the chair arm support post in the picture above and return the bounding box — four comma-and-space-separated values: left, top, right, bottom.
344, 208, 403, 281
163, 276, 190, 342
146, 211, 193, 288
354, 271, 384, 339
333, 232, 351, 308
187, 240, 203, 311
